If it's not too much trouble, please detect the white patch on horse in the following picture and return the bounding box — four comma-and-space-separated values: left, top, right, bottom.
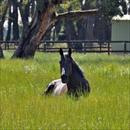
52, 79, 68, 96
63, 52, 68, 56
62, 68, 65, 75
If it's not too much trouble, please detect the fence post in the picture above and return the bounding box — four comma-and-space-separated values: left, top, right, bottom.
43, 42, 46, 52
124, 42, 127, 54
108, 42, 110, 55
83, 42, 85, 54
4, 41, 6, 50
7, 42, 9, 50
99, 42, 101, 53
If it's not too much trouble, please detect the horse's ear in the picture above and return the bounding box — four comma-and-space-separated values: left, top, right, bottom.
68, 48, 72, 57
59, 48, 63, 56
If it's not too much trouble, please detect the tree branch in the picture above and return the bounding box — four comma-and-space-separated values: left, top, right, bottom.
44, 9, 98, 39
56, 9, 98, 20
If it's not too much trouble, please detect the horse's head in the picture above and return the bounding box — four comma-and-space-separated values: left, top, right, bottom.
59, 48, 73, 83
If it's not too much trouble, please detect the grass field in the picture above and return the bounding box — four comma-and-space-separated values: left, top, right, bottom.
0, 51, 130, 130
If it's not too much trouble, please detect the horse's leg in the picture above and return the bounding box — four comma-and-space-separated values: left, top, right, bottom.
83, 80, 91, 93
86, 80, 91, 93
44, 84, 55, 95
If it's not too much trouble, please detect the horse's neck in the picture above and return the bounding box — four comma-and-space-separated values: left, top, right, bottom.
68, 63, 85, 87
72, 61, 84, 79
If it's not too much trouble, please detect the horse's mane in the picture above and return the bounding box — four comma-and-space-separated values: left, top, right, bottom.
71, 58, 85, 78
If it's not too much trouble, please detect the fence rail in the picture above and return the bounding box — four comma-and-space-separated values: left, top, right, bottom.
0, 40, 130, 55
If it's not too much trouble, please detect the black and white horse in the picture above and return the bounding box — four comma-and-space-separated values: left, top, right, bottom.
44, 48, 90, 97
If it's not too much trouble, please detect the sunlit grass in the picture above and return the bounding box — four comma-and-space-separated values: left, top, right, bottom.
0, 52, 130, 129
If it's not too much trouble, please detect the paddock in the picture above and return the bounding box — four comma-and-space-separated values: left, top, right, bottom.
0, 52, 129, 129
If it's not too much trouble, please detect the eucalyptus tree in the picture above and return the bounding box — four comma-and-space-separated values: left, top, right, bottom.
12, 0, 97, 58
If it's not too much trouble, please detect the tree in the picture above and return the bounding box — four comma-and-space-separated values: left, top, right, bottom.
94, 0, 127, 41
0, 0, 8, 58
76, 0, 127, 42
76, 0, 96, 47
12, 0, 97, 58
12, 0, 19, 40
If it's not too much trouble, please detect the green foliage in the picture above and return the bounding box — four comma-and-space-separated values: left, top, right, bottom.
98, 0, 127, 18
35, 0, 80, 13
60, 0, 80, 10
83, 0, 97, 9
0, 0, 3, 4
36, 0, 45, 12
0, 52, 130, 129
56, 0, 128, 18
0, 0, 7, 18
55, 0, 80, 14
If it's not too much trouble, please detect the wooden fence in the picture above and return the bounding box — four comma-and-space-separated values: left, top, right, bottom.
0, 40, 130, 55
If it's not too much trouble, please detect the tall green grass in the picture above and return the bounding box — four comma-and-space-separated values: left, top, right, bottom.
0, 51, 130, 130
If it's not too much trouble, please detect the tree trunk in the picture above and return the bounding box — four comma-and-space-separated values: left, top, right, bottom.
77, 0, 96, 48
0, 3, 8, 40
55, 20, 63, 40
64, 18, 77, 48
86, 15, 95, 47
0, 2, 8, 58
0, 25, 4, 41
94, 1, 112, 42
94, 14, 111, 42
0, 46, 4, 58
6, 5, 12, 41
12, 6, 56, 58
77, 19, 86, 40
12, 0, 19, 40
64, 6, 77, 48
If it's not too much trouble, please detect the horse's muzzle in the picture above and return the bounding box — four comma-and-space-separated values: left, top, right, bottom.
61, 75, 68, 83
